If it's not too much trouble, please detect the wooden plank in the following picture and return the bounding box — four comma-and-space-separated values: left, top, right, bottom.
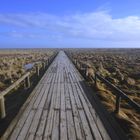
44, 74, 55, 110
67, 67, 83, 110
26, 82, 51, 140
68, 83, 84, 140
67, 64, 94, 140
90, 108, 111, 140
32, 84, 47, 109
43, 107, 54, 140
64, 65, 70, 83
38, 83, 51, 109
26, 109, 43, 140
65, 83, 71, 110
74, 83, 102, 140
17, 81, 49, 140
54, 83, 60, 110
35, 110, 48, 140
51, 110, 59, 140
77, 81, 111, 140
42, 72, 52, 84
60, 83, 67, 140
73, 68, 111, 140
61, 67, 64, 83
79, 110, 93, 140
54, 65, 58, 83
71, 83, 83, 110
16, 110, 36, 140
44, 83, 57, 140
66, 110, 76, 140
67, 57, 102, 139
9, 85, 43, 140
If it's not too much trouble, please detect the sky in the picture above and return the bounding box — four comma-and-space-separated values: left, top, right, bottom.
0, 0, 140, 48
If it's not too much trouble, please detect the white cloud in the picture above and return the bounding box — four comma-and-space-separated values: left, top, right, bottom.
0, 11, 140, 42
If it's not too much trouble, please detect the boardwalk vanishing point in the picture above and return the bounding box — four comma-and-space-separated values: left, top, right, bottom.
1, 51, 126, 140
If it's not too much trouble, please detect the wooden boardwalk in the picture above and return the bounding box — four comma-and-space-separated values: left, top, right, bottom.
3, 51, 112, 140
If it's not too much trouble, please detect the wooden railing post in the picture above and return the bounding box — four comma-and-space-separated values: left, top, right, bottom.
42, 62, 46, 70
36, 65, 40, 76
94, 73, 97, 87
48, 58, 50, 65
80, 63, 82, 70
84, 67, 87, 77
25, 76, 30, 88
46, 60, 48, 66
0, 96, 6, 119
74, 59, 77, 65
75, 59, 77, 66
115, 95, 121, 114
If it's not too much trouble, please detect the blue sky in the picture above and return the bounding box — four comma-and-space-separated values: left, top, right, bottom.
0, 0, 140, 48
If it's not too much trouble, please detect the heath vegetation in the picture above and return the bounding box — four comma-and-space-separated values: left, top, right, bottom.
0, 49, 55, 92
67, 48, 140, 139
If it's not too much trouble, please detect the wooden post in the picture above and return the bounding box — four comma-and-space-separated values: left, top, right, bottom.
50, 57, 52, 63
45, 60, 48, 66
75, 59, 77, 66
36, 65, 40, 76
51, 56, 53, 61
79, 62, 82, 69
85, 67, 87, 77
42, 62, 46, 70
0, 96, 6, 119
94, 73, 97, 87
74, 59, 76, 64
48, 58, 50, 65
115, 95, 121, 114
25, 76, 30, 88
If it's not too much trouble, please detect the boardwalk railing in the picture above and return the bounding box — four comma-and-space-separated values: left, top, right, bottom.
0, 72, 30, 119
0, 52, 58, 119
93, 73, 140, 114
66, 53, 140, 114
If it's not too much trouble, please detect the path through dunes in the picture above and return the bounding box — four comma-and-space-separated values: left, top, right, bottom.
2, 51, 116, 140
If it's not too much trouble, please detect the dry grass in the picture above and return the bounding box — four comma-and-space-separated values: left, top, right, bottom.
96, 82, 140, 139
0, 49, 55, 92
67, 48, 140, 140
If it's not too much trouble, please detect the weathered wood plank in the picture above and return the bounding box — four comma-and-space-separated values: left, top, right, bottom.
66, 110, 76, 140
60, 83, 67, 140
35, 110, 48, 140
44, 74, 56, 110
52, 110, 59, 140
72, 68, 111, 140
65, 83, 71, 110
26, 82, 51, 140
68, 83, 84, 140
9, 85, 43, 140
32, 84, 47, 109
17, 110, 36, 140
44, 83, 57, 140
79, 110, 93, 140
75, 83, 102, 140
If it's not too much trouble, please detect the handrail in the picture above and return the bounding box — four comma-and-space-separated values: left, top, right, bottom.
0, 52, 58, 119
67, 55, 140, 114
0, 72, 30, 119
94, 73, 140, 113
0, 72, 30, 97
